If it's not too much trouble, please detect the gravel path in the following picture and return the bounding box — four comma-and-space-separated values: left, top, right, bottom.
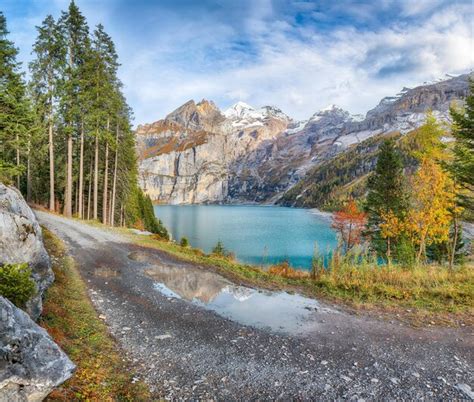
36, 211, 474, 400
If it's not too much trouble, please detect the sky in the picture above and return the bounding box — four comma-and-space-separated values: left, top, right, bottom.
3, 0, 473, 124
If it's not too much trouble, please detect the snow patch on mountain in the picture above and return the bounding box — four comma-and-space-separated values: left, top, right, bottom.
224, 102, 290, 128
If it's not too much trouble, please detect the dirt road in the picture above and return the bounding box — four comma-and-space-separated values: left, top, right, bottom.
36, 211, 474, 400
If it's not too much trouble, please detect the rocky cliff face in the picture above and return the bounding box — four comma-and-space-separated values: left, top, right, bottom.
0, 184, 53, 320
137, 73, 471, 204
137, 99, 290, 204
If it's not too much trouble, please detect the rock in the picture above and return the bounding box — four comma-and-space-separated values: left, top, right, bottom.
0, 296, 75, 401
456, 383, 474, 400
0, 184, 52, 320
155, 334, 172, 340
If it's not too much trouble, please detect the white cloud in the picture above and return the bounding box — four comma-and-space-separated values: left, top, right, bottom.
119, 2, 472, 124
5, 0, 474, 125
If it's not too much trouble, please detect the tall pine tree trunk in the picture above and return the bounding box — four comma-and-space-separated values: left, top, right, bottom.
102, 139, 109, 224
78, 119, 84, 218
16, 134, 20, 189
110, 124, 119, 226
93, 131, 99, 220
87, 159, 92, 220
48, 119, 55, 211
64, 134, 73, 217
26, 139, 31, 202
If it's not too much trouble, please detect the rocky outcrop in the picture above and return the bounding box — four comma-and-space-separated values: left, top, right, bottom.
137, 73, 471, 204
137, 99, 290, 204
0, 296, 75, 402
0, 184, 52, 320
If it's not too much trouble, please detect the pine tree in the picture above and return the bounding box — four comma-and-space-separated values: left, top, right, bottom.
0, 12, 33, 187
93, 24, 119, 224
364, 139, 407, 259
58, 0, 90, 217
29, 15, 66, 210
449, 81, 474, 212
83, 24, 117, 221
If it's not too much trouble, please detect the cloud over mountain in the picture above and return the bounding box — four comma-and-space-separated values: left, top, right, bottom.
3, 0, 473, 124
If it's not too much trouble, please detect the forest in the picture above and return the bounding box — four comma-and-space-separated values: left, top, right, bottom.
0, 2, 167, 237
324, 110, 474, 268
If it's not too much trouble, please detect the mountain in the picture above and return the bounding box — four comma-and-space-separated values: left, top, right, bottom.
136, 99, 290, 204
136, 73, 471, 205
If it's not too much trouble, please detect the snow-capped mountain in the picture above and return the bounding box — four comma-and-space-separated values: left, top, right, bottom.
223, 102, 290, 128
136, 73, 471, 205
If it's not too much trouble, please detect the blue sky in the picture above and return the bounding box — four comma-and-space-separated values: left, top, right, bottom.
3, 0, 473, 124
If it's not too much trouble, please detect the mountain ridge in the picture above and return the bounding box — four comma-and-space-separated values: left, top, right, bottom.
136, 73, 471, 205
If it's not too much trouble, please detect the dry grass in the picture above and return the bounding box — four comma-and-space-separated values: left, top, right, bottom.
40, 228, 151, 401
132, 232, 473, 325
268, 262, 310, 279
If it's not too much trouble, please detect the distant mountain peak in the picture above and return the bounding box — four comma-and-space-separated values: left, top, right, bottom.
309, 104, 351, 123
223, 101, 255, 118
320, 104, 340, 112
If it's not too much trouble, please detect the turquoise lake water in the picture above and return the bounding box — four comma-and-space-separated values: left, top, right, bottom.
154, 205, 337, 269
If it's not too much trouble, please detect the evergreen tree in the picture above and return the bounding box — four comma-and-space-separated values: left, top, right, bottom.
93, 24, 119, 224
0, 12, 32, 186
364, 139, 407, 259
29, 15, 66, 210
58, 0, 90, 217
449, 81, 474, 213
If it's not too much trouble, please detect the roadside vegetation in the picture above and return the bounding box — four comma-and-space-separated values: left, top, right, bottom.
0, 263, 36, 308
40, 228, 150, 401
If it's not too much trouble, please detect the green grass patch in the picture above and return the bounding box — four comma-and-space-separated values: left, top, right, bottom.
40, 228, 151, 401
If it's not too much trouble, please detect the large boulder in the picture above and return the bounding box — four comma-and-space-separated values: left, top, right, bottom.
0, 296, 75, 401
0, 184, 53, 320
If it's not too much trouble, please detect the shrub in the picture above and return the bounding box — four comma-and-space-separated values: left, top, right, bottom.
394, 235, 416, 267
0, 263, 36, 308
210, 241, 235, 260
212, 240, 226, 256
180, 237, 189, 247
268, 261, 310, 279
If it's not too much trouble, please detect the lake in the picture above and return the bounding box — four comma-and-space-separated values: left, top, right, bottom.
154, 205, 337, 269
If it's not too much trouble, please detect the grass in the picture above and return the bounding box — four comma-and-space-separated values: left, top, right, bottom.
40, 228, 151, 401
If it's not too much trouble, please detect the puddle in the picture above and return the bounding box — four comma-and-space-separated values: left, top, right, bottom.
128, 251, 150, 263
145, 264, 334, 335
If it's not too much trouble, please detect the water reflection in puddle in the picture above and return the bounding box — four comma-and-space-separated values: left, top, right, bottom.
145, 264, 334, 335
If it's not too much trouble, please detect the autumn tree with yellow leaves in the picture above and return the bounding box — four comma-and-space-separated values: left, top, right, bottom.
405, 158, 456, 263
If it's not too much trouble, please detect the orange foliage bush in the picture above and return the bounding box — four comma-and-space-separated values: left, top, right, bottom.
268, 261, 310, 279
332, 199, 367, 252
